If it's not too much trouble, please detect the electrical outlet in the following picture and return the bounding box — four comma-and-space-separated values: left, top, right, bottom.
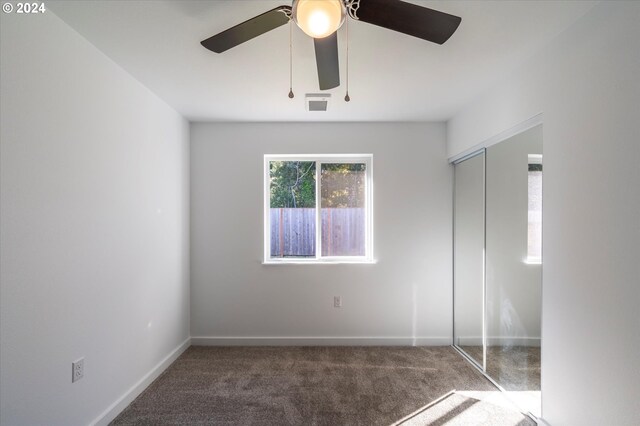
334, 296, 342, 308
72, 358, 84, 383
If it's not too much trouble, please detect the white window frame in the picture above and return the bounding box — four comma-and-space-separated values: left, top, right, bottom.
263, 154, 374, 264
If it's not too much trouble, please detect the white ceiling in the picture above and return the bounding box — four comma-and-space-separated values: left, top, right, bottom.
49, 0, 597, 122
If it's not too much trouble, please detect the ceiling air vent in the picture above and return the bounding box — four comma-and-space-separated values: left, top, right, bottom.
306, 93, 330, 112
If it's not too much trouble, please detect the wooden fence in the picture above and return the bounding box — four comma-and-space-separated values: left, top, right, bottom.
270, 208, 365, 257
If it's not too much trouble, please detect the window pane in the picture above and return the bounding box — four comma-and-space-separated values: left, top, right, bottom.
321, 163, 366, 256
527, 163, 542, 260
269, 161, 316, 257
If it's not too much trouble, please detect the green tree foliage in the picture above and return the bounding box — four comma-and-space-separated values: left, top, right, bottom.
321, 163, 366, 208
270, 161, 366, 208
270, 161, 316, 208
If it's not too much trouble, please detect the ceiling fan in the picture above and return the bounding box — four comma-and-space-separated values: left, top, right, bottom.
200, 0, 461, 92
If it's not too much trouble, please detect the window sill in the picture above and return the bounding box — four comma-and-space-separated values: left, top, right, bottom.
262, 259, 377, 265
523, 257, 542, 265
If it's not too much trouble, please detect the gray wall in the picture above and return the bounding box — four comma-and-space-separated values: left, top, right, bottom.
447, 2, 640, 424
0, 11, 190, 426
190, 122, 453, 344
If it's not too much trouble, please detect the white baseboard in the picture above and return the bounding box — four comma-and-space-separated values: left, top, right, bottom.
455, 336, 541, 347
90, 337, 191, 426
487, 337, 540, 347
191, 336, 452, 346
455, 336, 483, 346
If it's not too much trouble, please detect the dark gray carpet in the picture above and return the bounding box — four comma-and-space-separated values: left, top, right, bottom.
459, 346, 541, 391
111, 346, 535, 426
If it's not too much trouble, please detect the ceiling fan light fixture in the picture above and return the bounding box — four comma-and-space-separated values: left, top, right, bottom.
293, 0, 346, 39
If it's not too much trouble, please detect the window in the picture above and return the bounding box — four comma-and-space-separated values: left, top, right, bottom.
264, 155, 373, 263
527, 154, 542, 264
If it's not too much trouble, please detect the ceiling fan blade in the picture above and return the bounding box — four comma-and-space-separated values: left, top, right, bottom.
356, 0, 461, 45
314, 32, 340, 90
201, 6, 291, 53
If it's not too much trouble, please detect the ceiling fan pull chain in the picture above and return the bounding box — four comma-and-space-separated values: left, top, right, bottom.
288, 19, 294, 99
345, 16, 351, 102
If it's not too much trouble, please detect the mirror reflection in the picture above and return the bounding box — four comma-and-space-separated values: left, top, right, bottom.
453, 151, 485, 368
452, 124, 542, 419
485, 125, 542, 417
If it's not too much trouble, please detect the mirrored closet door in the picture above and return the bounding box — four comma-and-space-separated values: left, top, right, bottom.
453, 124, 542, 419
485, 125, 542, 417
453, 150, 485, 369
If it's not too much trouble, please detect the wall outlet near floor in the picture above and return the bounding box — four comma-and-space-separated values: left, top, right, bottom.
72, 358, 84, 383
334, 296, 342, 308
